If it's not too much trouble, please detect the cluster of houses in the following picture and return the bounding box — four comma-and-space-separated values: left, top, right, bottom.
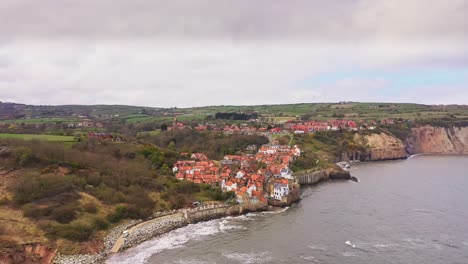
87, 132, 114, 140
285, 120, 358, 134
172, 144, 302, 206
283, 119, 398, 134
169, 117, 397, 136
193, 124, 281, 134
67, 120, 103, 128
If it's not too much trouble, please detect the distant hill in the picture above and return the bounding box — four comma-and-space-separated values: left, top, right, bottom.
1, 101, 468, 123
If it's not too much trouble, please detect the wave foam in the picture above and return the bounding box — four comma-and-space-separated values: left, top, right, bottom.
307, 244, 327, 251
107, 214, 255, 264
106, 220, 221, 264
219, 219, 247, 232
342, 251, 357, 257
261, 207, 289, 214
372, 243, 400, 249
223, 251, 274, 264
345, 241, 356, 248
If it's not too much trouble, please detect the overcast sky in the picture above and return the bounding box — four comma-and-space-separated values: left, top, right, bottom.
0, 0, 467, 107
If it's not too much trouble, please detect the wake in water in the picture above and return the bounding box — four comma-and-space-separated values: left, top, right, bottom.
407, 154, 424, 160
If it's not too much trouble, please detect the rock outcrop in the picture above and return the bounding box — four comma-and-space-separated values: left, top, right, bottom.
406, 126, 468, 154
341, 126, 468, 162
362, 133, 407, 160
0, 243, 55, 264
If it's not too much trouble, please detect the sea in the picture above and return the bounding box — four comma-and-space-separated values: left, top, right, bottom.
107, 155, 468, 264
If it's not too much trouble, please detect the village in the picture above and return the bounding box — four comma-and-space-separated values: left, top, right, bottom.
173, 144, 302, 207
171, 116, 396, 135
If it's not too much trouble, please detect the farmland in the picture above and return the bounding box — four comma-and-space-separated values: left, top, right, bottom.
0, 133, 75, 142
1, 117, 79, 124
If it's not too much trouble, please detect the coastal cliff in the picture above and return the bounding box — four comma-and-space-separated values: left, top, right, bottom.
361, 133, 407, 160
406, 126, 468, 154
340, 126, 468, 162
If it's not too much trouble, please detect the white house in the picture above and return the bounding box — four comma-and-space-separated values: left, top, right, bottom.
293, 145, 301, 157
246, 184, 257, 197
273, 183, 289, 200
235, 170, 245, 179
221, 180, 237, 192
280, 168, 293, 180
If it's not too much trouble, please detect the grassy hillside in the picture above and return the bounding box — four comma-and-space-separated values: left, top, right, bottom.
0, 134, 75, 142
0, 139, 229, 254
2, 102, 468, 124
0, 130, 268, 254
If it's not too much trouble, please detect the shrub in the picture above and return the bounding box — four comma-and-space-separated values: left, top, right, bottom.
21, 204, 51, 219
15, 148, 37, 166
92, 217, 109, 230
14, 173, 75, 205
82, 202, 98, 214
46, 223, 94, 242
0, 196, 10, 206
50, 205, 77, 224
107, 206, 128, 223
93, 185, 125, 204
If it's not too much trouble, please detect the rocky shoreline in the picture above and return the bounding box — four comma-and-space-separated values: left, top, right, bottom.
51, 167, 356, 264
53, 220, 142, 264
52, 203, 269, 264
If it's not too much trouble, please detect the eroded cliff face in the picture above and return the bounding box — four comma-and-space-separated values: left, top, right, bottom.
343, 126, 468, 162
362, 133, 407, 161
406, 126, 468, 154
0, 243, 55, 264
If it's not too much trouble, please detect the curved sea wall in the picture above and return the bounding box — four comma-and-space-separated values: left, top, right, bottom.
120, 213, 187, 251
52, 204, 268, 264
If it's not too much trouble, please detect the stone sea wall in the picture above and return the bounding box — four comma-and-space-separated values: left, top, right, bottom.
53, 204, 266, 264
295, 170, 329, 185
121, 213, 187, 251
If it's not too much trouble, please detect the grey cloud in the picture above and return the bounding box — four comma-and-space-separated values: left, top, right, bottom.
1, 1, 468, 106
1, 0, 467, 43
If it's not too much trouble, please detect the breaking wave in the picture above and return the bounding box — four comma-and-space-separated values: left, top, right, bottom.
106, 220, 220, 264
219, 219, 247, 231
107, 214, 251, 264
223, 251, 274, 264
261, 207, 289, 214
307, 244, 327, 251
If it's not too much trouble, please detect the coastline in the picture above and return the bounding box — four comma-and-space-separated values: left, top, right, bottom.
53, 203, 272, 264
54, 153, 468, 264
98, 168, 349, 263
52, 153, 468, 263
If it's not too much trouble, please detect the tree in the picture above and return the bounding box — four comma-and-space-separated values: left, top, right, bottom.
168, 141, 176, 151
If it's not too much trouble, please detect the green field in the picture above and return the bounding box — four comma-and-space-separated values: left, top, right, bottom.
3, 102, 468, 125
2, 117, 79, 124
136, 129, 162, 137
0, 133, 75, 142
120, 113, 206, 123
